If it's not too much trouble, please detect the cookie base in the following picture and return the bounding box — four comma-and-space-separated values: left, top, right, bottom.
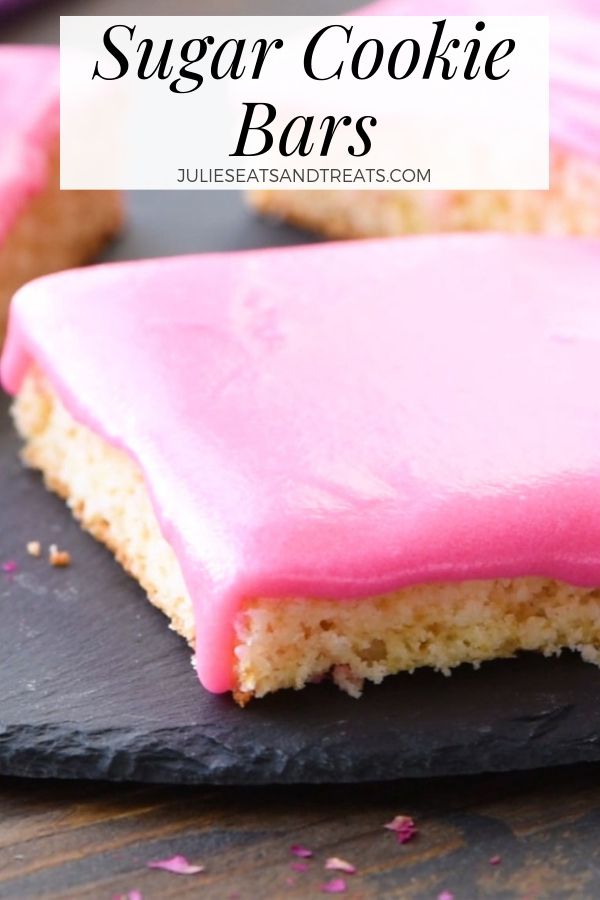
13, 369, 600, 700
249, 147, 600, 240
0, 140, 122, 342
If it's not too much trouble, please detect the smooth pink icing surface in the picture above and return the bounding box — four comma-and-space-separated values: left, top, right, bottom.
360, 0, 600, 162
3, 235, 600, 692
0, 46, 59, 244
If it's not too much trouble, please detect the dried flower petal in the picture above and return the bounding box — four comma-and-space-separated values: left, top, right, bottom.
321, 878, 347, 894
26, 541, 41, 558
384, 814, 413, 831
112, 893, 142, 900
147, 855, 204, 875
325, 857, 356, 875
291, 861, 309, 873
290, 844, 313, 858
489, 855, 501, 865
384, 815, 417, 844
2, 560, 17, 575
438, 892, 455, 900
397, 830, 416, 845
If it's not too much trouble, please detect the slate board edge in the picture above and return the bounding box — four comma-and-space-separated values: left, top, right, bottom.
0, 714, 598, 784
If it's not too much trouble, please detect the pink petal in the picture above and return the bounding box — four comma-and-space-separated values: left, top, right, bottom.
290, 844, 313, 858
2, 560, 17, 575
384, 814, 414, 832
291, 861, 309, 873
112, 893, 142, 900
438, 892, 455, 900
147, 854, 204, 875
384, 815, 417, 843
489, 855, 501, 865
397, 828, 416, 845
325, 857, 356, 875
321, 878, 347, 894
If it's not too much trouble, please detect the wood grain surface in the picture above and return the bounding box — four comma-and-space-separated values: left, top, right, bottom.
1, 765, 600, 899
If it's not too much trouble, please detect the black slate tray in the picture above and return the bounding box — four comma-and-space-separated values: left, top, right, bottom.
2, 192, 600, 785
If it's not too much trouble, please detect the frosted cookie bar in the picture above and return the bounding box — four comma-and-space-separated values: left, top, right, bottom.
3, 235, 600, 701
250, 0, 600, 240
0, 46, 122, 342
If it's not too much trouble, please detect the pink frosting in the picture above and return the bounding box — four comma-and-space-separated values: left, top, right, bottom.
0, 46, 59, 245
359, 0, 600, 161
3, 234, 600, 693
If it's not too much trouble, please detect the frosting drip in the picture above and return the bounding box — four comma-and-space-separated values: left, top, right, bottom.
2, 234, 600, 692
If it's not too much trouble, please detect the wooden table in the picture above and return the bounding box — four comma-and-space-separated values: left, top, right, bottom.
1, 765, 599, 899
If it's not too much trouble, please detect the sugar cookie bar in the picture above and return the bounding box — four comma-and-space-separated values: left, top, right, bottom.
0, 46, 122, 342
250, 0, 600, 240
3, 236, 600, 700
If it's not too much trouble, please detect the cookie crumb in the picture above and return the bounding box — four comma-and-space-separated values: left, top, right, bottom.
27, 541, 41, 558
233, 689, 252, 707
49, 545, 71, 567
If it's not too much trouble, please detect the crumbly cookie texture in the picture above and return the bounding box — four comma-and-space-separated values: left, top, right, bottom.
0, 141, 122, 342
249, 147, 600, 240
14, 369, 600, 701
